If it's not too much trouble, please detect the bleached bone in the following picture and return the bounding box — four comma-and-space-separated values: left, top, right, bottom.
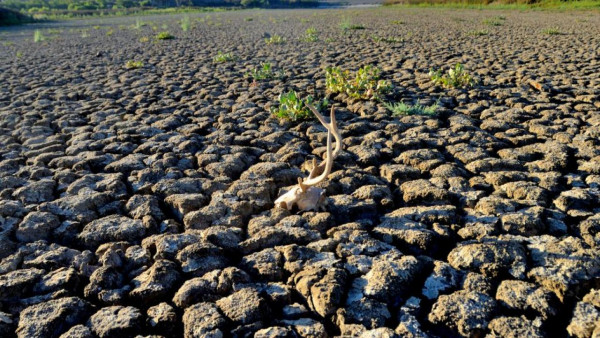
274, 104, 342, 212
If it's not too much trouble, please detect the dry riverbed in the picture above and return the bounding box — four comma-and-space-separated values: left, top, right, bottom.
0, 7, 599, 338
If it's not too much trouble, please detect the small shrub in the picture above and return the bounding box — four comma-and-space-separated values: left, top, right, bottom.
265, 35, 286, 45
181, 16, 191, 32
16, 51, 23, 58
325, 65, 392, 101
245, 17, 254, 21
429, 63, 477, 89
106, 29, 114, 36
81, 30, 89, 38
384, 101, 439, 116
156, 31, 174, 40
300, 27, 319, 42
139, 36, 150, 42
543, 27, 561, 35
126, 60, 144, 69
248, 62, 283, 81
33, 29, 45, 43
391, 20, 404, 25
271, 90, 328, 121
213, 51, 236, 63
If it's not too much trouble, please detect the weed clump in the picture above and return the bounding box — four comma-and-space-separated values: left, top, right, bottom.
325, 65, 392, 101
248, 62, 283, 81
543, 27, 561, 35
213, 51, 236, 63
384, 101, 439, 116
33, 29, 45, 42
181, 16, 191, 31
265, 35, 286, 45
301, 27, 319, 42
156, 31, 174, 40
429, 63, 477, 88
271, 90, 328, 121
125, 60, 144, 69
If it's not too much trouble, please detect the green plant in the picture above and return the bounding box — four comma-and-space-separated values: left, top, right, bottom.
81, 30, 89, 38
139, 36, 150, 42
16, 51, 23, 58
106, 29, 114, 36
271, 90, 329, 121
384, 101, 439, 116
468, 29, 489, 36
300, 27, 319, 42
248, 62, 283, 81
340, 18, 365, 30
482, 16, 504, 26
265, 35, 286, 45
33, 29, 44, 42
134, 19, 146, 29
325, 65, 392, 101
126, 60, 144, 69
156, 31, 174, 40
181, 15, 191, 31
391, 20, 404, 25
429, 63, 477, 88
213, 51, 236, 63
543, 27, 561, 35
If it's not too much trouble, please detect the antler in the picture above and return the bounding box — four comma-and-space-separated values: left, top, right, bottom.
273, 104, 342, 211
298, 130, 332, 192
305, 103, 342, 179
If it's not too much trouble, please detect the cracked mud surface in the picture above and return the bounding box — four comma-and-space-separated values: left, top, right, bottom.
1, 7, 599, 338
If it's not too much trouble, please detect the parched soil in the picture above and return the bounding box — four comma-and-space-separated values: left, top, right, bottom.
0, 7, 599, 338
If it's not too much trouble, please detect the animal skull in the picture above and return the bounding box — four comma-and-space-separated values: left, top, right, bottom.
274, 104, 342, 212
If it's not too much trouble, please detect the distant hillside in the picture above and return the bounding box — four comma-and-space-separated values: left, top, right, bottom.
0, 6, 34, 24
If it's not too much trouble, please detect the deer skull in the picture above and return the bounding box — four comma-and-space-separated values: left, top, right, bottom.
274, 104, 342, 212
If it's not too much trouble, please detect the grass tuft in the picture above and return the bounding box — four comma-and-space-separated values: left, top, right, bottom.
384, 101, 439, 116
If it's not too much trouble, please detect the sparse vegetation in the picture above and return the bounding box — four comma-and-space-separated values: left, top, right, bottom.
326, 65, 392, 101
300, 27, 319, 42
340, 18, 365, 30
384, 101, 439, 116
429, 63, 477, 88
271, 90, 328, 121
213, 51, 237, 63
134, 19, 146, 29
248, 62, 283, 81
482, 16, 505, 26
543, 27, 561, 35
181, 15, 191, 31
139, 36, 150, 42
125, 60, 144, 69
265, 35, 286, 45
33, 29, 44, 42
468, 29, 489, 36
156, 31, 174, 40
391, 20, 404, 25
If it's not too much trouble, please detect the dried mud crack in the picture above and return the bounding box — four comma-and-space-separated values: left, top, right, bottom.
0, 7, 599, 338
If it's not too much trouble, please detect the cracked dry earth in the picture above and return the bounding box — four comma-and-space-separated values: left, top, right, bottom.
0, 7, 599, 338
